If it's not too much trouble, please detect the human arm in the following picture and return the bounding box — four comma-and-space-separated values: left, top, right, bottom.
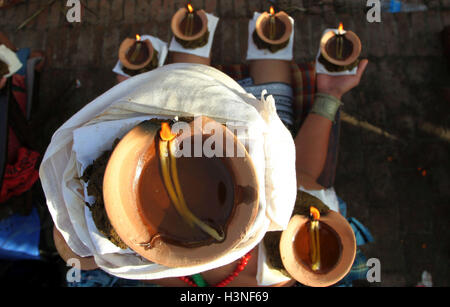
295, 59, 369, 186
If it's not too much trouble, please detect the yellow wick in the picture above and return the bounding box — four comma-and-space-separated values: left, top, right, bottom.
310, 220, 321, 271
158, 123, 224, 242
169, 141, 224, 241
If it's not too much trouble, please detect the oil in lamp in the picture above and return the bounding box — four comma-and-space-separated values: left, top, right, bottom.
171, 3, 209, 49
102, 117, 259, 268
253, 6, 292, 53
318, 23, 362, 73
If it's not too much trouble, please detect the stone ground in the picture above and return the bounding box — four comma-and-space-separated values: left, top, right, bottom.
0, 0, 449, 287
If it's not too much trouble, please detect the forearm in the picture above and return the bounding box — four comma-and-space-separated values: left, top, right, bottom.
295, 93, 342, 183
295, 113, 332, 182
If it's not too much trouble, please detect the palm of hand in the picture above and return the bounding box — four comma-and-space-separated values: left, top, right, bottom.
316, 59, 369, 100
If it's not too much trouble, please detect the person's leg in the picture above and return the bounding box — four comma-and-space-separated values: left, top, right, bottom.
241, 59, 294, 132
169, 52, 211, 65
248, 59, 291, 85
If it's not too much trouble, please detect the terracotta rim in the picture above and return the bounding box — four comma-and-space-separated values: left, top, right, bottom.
320, 30, 361, 66
255, 11, 292, 46
171, 8, 208, 42
279, 212, 356, 287
103, 116, 259, 268
118, 37, 154, 71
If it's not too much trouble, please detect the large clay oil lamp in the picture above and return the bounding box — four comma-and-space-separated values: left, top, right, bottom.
171, 3, 209, 49
103, 116, 259, 268
118, 34, 158, 76
279, 206, 356, 287
253, 6, 292, 53
318, 23, 362, 73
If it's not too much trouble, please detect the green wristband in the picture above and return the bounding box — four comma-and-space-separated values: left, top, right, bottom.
311, 93, 343, 123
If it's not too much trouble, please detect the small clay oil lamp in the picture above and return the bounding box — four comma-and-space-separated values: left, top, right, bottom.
171, 3, 209, 49
118, 34, 159, 76
318, 23, 362, 72
253, 6, 292, 53
279, 206, 356, 287
103, 117, 259, 268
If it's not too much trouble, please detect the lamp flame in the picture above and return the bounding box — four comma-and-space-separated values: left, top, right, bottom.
136, 34, 141, 41
269, 6, 275, 15
160, 123, 176, 141
338, 22, 344, 34
310, 206, 320, 221
187, 3, 194, 13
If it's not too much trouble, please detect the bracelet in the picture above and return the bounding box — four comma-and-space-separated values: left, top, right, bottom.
310, 93, 343, 123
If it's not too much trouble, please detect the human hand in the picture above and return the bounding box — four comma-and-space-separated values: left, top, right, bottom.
316, 59, 369, 100
0, 77, 6, 90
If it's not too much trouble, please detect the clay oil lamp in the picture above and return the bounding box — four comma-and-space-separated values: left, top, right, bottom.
171, 3, 209, 49
279, 206, 356, 287
118, 34, 158, 76
318, 23, 362, 73
103, 116, 259, 268
253, 6, 293, 53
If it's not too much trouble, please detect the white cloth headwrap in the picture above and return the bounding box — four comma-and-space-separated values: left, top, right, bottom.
39, 63, 297, 281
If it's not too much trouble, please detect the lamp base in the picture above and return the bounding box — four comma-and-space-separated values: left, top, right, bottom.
252, 30, 289, 53
317, 53, 359, 73
174, 30, 210, 49
121, 49, 160, 77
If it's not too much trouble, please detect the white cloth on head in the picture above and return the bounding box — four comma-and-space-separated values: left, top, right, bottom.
169, 13, 219, 59
246, 12, 295, 61
39, 63, 297, 281
0, 44, 22, 77
112, 35, 168, 78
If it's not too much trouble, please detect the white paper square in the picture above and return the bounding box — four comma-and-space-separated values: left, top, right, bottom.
168, 13, 219, 59
246, 12, 294, 61
113, 35, 168, 78
315, 29, 358, 76
0, 44, 23, 77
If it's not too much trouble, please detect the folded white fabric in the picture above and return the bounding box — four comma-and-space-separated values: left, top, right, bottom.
246, 12, 295, 61
113, 35, 168, 78
73, 116, 154, 255
0, 44, 22, 77
315, 29, 358, 76
40, 63, 297, 281
169, 13, 219, 58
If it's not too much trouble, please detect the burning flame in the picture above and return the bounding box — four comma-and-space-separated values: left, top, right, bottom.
136, 34, 141, 41
269, 6, 275, 15
310, 206, 320, 221
187, 3, 194, 13
160, 123, 176, 141
338, 22, 344, 34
